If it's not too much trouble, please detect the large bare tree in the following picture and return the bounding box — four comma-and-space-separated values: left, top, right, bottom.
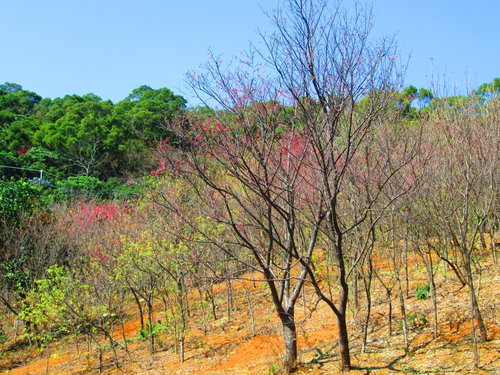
261, 0, 401, 369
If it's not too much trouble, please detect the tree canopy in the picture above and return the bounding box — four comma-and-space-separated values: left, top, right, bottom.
0, 83, 187, 181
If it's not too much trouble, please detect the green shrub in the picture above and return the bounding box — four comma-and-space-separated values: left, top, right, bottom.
136, 320, 167, 341
0, 179, 42, 221
415, 283, 430, 300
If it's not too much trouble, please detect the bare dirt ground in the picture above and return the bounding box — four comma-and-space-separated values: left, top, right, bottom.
1, 251, 498, 375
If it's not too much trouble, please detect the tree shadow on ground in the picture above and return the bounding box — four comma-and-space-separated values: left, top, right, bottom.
307, 343, 407, 373
350, 355, 406, 374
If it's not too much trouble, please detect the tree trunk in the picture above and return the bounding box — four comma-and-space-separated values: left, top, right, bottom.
361, 265, 373, 353
353, 268, 359, 312
337, 312, 351, 371
146, 299, 155, 354
225, 278, 233, 322
467, 255, 482, 369
387, 289, 393, 335
403, 231, 410, 297
465, 256, 487, 342
244, 287, 256, 336
177, 279, 187, 363
430, 272, 439, 339
487, 229, 497, 266
332, 219, 352, 371
391, 211, 409, 355
130, 288, 144, 332
418, 245, 439, 338
423, 251, 439, 338
121, 320, 131, 358
281, 317, 298, 373
44, 343, 50, 375
397, 281, 409, 356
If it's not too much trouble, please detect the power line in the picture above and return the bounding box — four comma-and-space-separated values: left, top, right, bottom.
0, 165, 44, 174
0, 165, 50, 186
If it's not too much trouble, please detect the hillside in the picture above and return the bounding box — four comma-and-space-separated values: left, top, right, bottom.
1, 249, 498, 374
1, 1, 498, 374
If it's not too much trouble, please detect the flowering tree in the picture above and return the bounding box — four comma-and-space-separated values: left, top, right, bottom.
157, 101, 325, 371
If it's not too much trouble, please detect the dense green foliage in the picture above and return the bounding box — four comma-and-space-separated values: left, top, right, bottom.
0, 83, 186, 194
0, 180, 42, 221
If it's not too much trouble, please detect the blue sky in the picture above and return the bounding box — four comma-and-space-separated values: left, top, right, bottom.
1, 0, 498, 105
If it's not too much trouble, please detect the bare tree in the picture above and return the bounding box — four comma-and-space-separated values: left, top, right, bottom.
411, 95, 498, 368
260, 0, 402, 369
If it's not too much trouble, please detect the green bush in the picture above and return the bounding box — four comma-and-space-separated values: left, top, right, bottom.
415, 283, 430, 300
0, 179, 43, 221
136, 320, 167, 341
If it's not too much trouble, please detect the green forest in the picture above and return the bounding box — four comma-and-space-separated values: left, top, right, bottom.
0, 1, 499, 374
0, 83, 186, 194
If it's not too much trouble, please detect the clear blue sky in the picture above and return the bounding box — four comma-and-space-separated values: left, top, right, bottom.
1, 0, 498, 105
